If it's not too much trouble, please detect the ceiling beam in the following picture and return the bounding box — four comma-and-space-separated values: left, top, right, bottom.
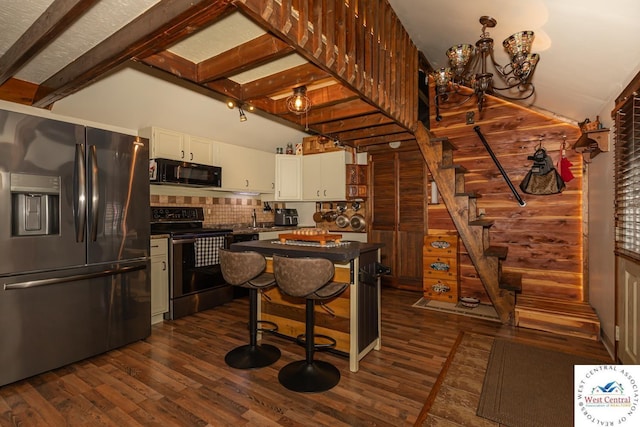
137, 50, 198, 81
240, 62, 330, 100
270, 83, 359, 116
306, 98, 378, 125
333, 123, 407, 142
0, 78, 39, 106
318, 113, 394, 134
32, 0, 236, 108
0, 0, 98, 87
352, 132, 415, 147
196, 33, 294, 83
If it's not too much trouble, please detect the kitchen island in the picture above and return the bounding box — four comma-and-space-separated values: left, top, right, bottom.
230, 239, 384, 372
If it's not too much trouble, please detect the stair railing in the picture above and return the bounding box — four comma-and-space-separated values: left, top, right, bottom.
473, 126, 526, 207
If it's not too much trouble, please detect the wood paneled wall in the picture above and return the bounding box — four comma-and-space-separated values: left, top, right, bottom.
429, 94, 585, 303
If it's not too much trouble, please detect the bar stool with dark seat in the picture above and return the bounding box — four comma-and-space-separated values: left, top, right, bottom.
272, 255, 348, 392
219, 249, 280, 369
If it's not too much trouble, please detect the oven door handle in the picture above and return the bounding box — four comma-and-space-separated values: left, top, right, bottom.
172, 238, 196, 245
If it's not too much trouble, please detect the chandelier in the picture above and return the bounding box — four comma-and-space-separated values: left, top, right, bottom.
432, 16, 540, 121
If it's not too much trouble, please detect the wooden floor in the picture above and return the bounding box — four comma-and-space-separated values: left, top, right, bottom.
0, 288, 612, 427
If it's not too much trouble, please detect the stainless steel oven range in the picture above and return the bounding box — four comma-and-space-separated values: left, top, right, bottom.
151, 206, 233, 319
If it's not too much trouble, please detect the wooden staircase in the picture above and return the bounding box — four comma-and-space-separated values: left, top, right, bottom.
415, 123, 521, 325
414, 123, 601, 340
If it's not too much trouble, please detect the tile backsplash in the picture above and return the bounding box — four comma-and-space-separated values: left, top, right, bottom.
150, 194, 282, 227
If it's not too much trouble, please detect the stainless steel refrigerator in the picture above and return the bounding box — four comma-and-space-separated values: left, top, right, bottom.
0, 109, 150, 386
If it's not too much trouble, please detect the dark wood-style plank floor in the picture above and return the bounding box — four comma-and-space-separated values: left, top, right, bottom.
0, 288, 611, 426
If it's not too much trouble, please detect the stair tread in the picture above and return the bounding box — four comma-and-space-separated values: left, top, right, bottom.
455, 191, 482, 198
441, 164, 468, 173
484, 245, 508, 259
469, 218, 494, 227
517, 295, 600, 318
499, 271, 522, 293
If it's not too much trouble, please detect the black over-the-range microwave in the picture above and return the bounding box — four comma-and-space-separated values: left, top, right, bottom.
149, 158, 222, 187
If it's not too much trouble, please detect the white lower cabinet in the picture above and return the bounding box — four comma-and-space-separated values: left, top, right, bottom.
150, 237, 169, 324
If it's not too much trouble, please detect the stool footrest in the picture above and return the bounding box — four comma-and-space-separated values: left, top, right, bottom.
257, 320, 278, 333
295, 333, 337, 350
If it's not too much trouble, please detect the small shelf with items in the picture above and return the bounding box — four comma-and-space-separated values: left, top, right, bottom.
346, 164, 367, 199
573, 117, 610, 160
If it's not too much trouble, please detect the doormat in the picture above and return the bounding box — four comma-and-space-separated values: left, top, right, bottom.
412, 297, 500, 322
477, 339, 602, 427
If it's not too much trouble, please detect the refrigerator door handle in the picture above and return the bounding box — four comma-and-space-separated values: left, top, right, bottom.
3, 263, 147, 290
89, 145, 99, 242
74, 143, 86, 242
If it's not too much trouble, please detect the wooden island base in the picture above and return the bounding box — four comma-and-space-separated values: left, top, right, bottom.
230, 240, 383, 372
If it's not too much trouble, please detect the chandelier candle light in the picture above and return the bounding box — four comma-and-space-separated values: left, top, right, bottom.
432, 16, 540, 121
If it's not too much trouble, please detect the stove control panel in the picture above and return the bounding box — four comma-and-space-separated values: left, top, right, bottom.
151, 206, 204, 222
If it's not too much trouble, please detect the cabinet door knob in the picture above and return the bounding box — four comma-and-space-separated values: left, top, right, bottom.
162, 261, 167, 271
245, 179, 249, 187
181, 150, 184, 159
190, 153, 194, 161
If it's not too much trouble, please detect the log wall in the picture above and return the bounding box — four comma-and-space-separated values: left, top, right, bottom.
428, 93, 585, 303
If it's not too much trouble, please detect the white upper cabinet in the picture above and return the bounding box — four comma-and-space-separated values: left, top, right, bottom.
275, 154, 302, 200
187, 135, 215, 165
141, 127, 214, 165
302, 151, 346, 200
217, 142, 275, 193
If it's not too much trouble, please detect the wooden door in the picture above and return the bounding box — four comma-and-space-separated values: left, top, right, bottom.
617, 257, 640, 364
370, 150, 426, 291
396, 150, 427, 290
370, 152, 396, 282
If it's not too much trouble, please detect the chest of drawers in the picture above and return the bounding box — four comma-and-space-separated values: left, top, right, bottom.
423, 233, 459, 302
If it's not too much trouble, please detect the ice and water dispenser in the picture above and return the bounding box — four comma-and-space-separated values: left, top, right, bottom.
10, 173, 60, 236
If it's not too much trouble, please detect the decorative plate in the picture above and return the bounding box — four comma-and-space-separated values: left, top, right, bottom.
431, 282, 451, 294
430, 240, 451, 249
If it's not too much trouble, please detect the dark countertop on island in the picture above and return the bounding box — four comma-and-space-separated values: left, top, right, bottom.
230, 239, 383, 262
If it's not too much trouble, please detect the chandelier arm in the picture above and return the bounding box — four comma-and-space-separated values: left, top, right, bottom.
487, 50, 511, 79
490, 78, 527, 91
491, 85, 536, 101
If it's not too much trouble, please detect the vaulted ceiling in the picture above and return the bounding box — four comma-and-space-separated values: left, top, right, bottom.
1, 0, 639, 152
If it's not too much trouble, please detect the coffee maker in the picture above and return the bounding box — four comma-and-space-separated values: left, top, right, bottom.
274, 208, 299, 226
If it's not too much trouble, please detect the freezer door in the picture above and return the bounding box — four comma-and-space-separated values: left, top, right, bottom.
0, 109, 85, 275
85, 128, 150, 265
0, 260, 150, 387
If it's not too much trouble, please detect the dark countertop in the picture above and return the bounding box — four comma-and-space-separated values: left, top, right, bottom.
230, 239, 383, 262
231, 226, 298, 235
